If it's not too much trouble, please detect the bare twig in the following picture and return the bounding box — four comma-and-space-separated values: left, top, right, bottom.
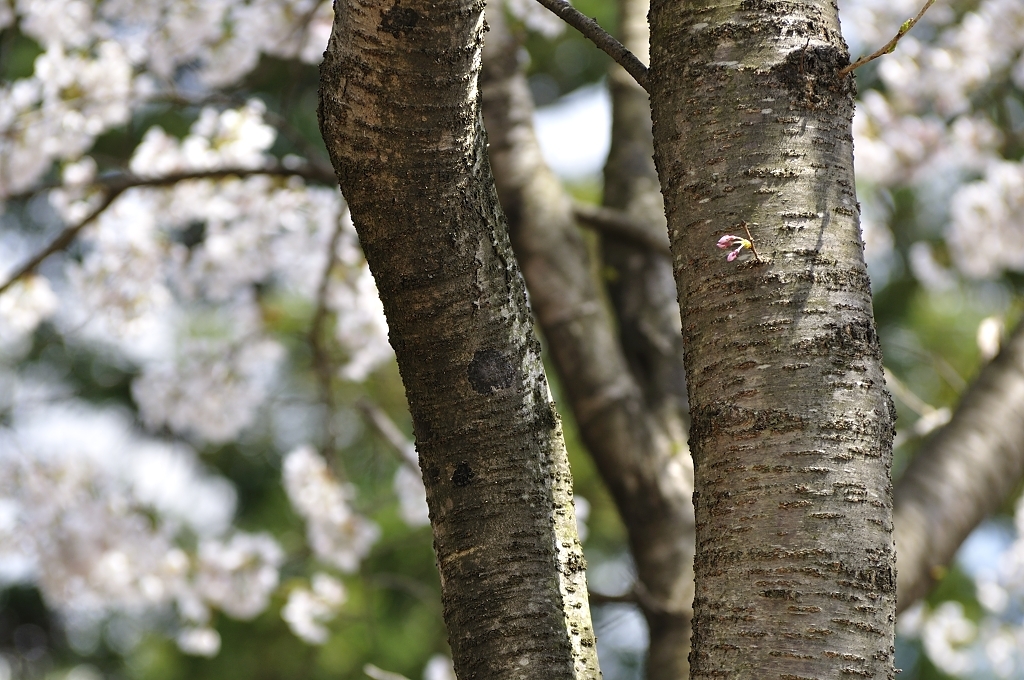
572, 202, 670, 256
309, 214, 347, 456
838, 0, 936, 77
741, 221, 762, 262
0, 165, 338, 295
0, 189, 125, 296
530, 0, 649, 91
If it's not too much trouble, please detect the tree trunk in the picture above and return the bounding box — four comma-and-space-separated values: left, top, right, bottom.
647, 1, 897, 676
317, 1, 600, 677
895, 318, 1024, 611
480, 8, 695, 680
601, 0, 695, 674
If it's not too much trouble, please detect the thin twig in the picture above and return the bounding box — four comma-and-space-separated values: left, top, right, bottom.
356, 398, 419, 470
0, 189, 125, 296
531, 0, 649, 91
309, 213, 347, 457
741, 221, 762, 263
838, 0, 936, 77
572, 202, 670, 256
0, 165, 338, 295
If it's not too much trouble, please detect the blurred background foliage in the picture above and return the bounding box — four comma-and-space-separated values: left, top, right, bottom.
2, 0, 1024, 678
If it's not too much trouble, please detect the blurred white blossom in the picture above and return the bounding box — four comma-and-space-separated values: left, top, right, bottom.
281, 572, 346, 644
574, 495, 590, 543
503, 0, 565, 37
976, 316, 1004, 361
131, 320, 285, 443
283, 446, 380, 572
194, 532, 284, 620
905, 494, 1024, 677
921, 601, 977, 676
949, 161, 1024, 278
393, 465, 430, 528
329, 258, 392, 382
0, 399, 283, 652
878, 0, 1024, 117
0, 275, 58, 340
130, 100, 276, 176
176, 626, 221, 657
423, 654, 456, 680
0, 41, 132, 195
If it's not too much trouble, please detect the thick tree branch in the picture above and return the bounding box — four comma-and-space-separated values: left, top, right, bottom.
572, 203, 670, 256
481, 7, 694, 679
599, 0, 693, 674
838, 0, 936, 77
0, 165, 336, 295
894, 318, 1024, 611
531, 0, 649, 91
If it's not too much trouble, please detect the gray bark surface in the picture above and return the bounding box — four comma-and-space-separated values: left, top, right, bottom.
647, 1, 897, 677
317, 1, 600, 676
480, 9, 695, 679
895, 319, 1024, 610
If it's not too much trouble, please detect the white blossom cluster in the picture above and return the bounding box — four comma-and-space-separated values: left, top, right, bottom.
281, 572, 346, 644
283, 445, 380, 572
842, 0, 1024, 281
0, 0, 333, 197
7, 99, 391, 443
0, 39, 133, 196
503, 0, 565, 38
0, 400, 282, 657
948, 162, 1024, 278
326, 211, 394, 382
878, 0, 1024, 118
0, 0, 393, 653
0, 274, 58, 351
393, 464, 431, 528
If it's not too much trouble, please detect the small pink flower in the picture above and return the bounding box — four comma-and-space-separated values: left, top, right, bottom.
716, 234, 751, 262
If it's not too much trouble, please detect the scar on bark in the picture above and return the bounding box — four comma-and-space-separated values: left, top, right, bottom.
380, 1, 420, 38
467, 349, 516, 393
452, 462, 475, 487
777, 43, 853, 109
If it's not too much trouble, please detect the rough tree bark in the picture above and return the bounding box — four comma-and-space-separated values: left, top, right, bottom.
647, 1, 897, 676
317, 1, 600, 677
480, 6, 695, 679
894, 318, 1024, 611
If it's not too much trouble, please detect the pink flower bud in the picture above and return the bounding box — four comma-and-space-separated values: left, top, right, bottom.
716, 234, 751, 261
